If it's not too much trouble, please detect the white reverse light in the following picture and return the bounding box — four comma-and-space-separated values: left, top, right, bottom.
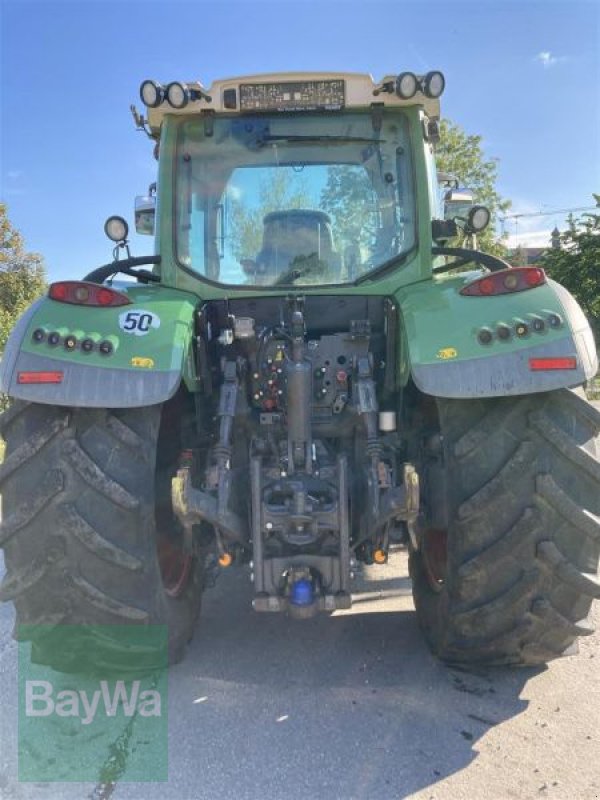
396, 72, 419, 99
423, 71, 445, 99
139, 79, 165, 108
166, 82, 190, 109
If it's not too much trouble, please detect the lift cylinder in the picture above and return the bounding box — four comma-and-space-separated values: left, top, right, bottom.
285, 355, 312, 449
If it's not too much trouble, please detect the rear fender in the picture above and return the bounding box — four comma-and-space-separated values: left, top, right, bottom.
0, 284, 199, 407
396, 274, 597, 398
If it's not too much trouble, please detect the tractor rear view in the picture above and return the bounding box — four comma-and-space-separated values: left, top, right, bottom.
0, 70, 598, 671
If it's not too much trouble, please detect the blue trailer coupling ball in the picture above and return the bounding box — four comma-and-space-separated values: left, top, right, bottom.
290, 578, 314, 606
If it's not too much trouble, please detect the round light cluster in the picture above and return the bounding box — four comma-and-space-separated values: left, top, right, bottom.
477, 327, 493, 345
166, 82, 189, 109
140, 80, 165, 108
139, 79, 209, 110
396, 72, 419, 100
31, 329, 115, 356
424, 71, 445, 98
548, 312, 563, 328
496, 324, 512, 341
476, 312, 563, 345
395, 71, 445, 100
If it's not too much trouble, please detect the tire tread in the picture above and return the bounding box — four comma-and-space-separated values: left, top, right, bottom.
411, 388, 600, 665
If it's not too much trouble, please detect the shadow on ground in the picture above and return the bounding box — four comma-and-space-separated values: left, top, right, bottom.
0, 552, 540, 800
153, 564, 541, 800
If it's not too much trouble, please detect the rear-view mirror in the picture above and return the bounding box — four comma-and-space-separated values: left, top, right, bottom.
135, 195, 155, 236
444, 188, 475, 221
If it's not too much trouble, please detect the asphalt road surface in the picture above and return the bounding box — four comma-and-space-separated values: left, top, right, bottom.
1, 545, 599, 800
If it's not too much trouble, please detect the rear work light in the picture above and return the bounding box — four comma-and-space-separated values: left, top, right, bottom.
48, 282, 131, 307
529, 357, 577, 371
17, 371, 64, 384
460, 267, 546, 297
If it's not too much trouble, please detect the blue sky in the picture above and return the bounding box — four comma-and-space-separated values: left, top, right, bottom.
1, 0, 598, 281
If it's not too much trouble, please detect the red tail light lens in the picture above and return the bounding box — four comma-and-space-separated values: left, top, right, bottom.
18, 371, 64, 384
460, 267, 546, 297
529, 357, 577, 371
48, 282, 131, 307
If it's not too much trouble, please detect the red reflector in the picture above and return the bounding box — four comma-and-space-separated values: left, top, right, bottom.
529, 357, 577, 371
479, 277, 495, 295
97, 288, 115, 306
50, 283, 68, 301
17, 371, 64, 384
525, 268, 545, 287
49, 281, 131, 307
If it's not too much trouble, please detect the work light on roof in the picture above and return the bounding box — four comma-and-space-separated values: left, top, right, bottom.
423, 71, 445, 99
395, 72, 419, 100
139, 79, 165, 108
166, 82, 190, 109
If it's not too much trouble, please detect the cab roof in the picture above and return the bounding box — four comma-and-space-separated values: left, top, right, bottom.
141, 71, 443, 135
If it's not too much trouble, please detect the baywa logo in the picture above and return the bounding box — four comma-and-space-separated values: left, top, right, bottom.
25, 679, 162, 726
18, 624, 168, 783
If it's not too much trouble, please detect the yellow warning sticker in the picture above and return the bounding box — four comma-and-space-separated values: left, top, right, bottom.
436, 347, 458, 360
131, 356, 155, 369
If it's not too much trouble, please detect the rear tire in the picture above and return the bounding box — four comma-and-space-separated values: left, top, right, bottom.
0, 400, 204, 672
410, 388, 600, 666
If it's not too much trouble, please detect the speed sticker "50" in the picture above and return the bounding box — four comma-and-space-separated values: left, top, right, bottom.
118, 309, 161, 336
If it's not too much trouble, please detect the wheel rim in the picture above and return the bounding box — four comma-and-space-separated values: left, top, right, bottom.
157, 536, 193, 598
422, 528, 448, 592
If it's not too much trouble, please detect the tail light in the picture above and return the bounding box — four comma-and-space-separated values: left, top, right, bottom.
18, 371, 64, 384
48, 281, 131, 307
529, 357, 577, 371
460, 267, 546, 297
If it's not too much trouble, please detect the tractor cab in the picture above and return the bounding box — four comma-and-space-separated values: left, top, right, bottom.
134, 71, 446, 289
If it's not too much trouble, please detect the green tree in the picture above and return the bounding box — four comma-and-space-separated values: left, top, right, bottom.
227, 120, 511, 263
320, 165, 377, 252
227, 169, 312, 260
539, 203, 600, 335
435, 119, 511, 254
0, 203, 46, 352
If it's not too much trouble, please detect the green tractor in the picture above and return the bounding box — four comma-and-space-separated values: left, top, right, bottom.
1, 70, 598, 670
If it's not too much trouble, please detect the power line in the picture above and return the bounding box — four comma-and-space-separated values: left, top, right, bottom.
500, 205, 597, 223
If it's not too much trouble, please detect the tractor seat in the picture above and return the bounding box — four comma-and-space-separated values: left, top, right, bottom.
255, 210, 339, 279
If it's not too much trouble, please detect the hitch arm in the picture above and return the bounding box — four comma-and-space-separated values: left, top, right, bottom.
171, 467, 247, 543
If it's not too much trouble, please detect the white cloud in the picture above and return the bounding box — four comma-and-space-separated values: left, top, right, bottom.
535, 51, 567, 68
